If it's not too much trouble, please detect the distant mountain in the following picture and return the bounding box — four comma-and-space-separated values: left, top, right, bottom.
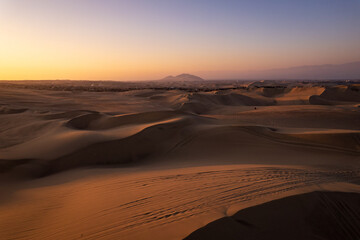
199, 61, 360, 80
160, 74, 204, 82
249, 61, 360, 80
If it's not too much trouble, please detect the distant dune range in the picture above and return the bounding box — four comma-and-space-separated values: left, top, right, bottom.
0, 80, 359, 240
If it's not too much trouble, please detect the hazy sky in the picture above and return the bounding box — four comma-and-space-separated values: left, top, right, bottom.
1, 0, 359, 80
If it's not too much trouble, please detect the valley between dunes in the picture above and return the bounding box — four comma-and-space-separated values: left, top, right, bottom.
0, 81, 359, 239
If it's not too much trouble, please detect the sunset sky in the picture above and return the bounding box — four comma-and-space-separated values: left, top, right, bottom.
1, 0, 359, 80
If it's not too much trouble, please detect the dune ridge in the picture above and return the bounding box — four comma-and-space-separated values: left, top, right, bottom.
2, 120, 359, 178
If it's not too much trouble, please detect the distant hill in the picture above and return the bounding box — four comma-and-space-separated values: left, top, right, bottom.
160, 74, 204, 82
250, 61, 360, 80
199, 61, 360, 80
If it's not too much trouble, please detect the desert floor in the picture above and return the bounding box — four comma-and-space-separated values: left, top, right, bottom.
0, 81, 359, 239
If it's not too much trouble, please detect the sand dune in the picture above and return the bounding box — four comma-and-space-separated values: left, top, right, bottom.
1, 166, 359, 240
214, 105, 360, 129
42, 110, 98, 120
3, 119, 359, 178
176, 92, 275, 114
0, 81, 359, 239
185, 191, 360, 240
310, 85, 360, 105
66, 110, 182, 130
275, 86, 325, 104
259, 86, 290, 97
187, 92, 275, 106
0, 106, 28, 114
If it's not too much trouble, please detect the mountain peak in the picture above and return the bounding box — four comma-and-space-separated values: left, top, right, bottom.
160, 74, 204, 82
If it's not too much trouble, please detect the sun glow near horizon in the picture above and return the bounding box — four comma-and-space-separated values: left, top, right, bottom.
1, 0, 360, 80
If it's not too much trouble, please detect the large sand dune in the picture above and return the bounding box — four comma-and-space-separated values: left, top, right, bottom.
185, 191, 360, 240
0, 80, 359, 239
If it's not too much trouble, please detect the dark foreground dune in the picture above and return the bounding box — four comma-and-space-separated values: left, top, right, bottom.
185, 191, 360, 240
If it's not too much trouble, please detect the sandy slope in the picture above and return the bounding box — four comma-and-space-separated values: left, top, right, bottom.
185, 191, 360, 240
1, 166, 360, 240
0, 82, 359, 240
